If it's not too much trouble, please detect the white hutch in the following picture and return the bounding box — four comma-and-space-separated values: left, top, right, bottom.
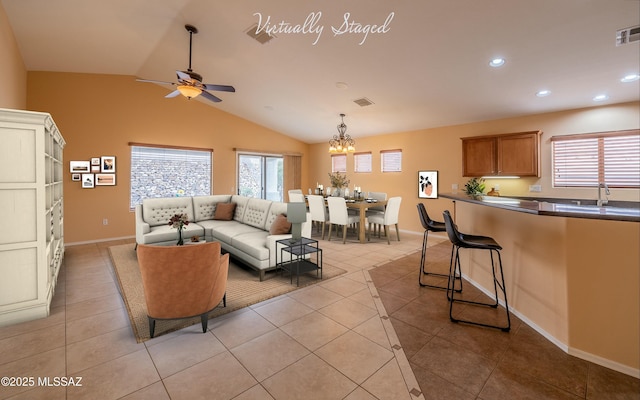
0, 108, 65, 326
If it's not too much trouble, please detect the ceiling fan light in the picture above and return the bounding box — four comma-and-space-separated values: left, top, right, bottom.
177, 85, 201, 99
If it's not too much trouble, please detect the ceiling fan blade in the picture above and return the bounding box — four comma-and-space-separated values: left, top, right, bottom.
176, 70, 191, 82
200, 90, 222, 103
136, 78, 175, 85
165, 90, 181, 98
203, 84, 235, 92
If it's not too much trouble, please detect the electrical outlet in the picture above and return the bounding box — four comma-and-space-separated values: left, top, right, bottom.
529, 185, 542, 192
102, 218, 108, 225
451, 183, 458, 190
494, 184, 500, 191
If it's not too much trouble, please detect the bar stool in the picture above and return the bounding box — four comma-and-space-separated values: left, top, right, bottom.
442, 210, 511, 332
417, 204, 461, 291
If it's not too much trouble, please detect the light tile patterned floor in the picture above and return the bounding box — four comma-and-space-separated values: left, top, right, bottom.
0, 229, 428, 400
2, 226, 637, 399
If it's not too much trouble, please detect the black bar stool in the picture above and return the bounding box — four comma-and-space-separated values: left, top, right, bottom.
417, 204, 461, 292
442, 210, 511, 332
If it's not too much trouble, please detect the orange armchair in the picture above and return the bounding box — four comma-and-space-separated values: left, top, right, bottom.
136, 242, 230, 338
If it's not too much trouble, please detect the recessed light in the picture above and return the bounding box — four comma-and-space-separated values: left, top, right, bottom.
489, 58, 505, 67
536, 90, 551, 97
335, 82, 348, 89
593, 94, 609, 102
621, 74, 639, 83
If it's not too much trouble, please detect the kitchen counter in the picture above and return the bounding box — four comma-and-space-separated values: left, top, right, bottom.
440, 193, 640, 222
438, 194, 640, 373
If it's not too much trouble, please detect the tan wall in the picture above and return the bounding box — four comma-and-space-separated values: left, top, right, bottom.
26, 72, 310, 243
0, 3, 27, 109
308, 102, 640, 235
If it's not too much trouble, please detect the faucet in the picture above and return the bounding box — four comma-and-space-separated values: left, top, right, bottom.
597, 182, 610, 206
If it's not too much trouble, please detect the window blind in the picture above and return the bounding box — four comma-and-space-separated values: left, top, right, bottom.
381, 149, 402, 172
552, 130, 639, 188
331, 154, 347, 172
354, 152, 372, 173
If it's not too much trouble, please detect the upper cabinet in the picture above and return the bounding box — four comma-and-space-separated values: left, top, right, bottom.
462, 131, 542, 177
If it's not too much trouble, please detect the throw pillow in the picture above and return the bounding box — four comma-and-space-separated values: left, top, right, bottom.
270, 213, 291, 235
214, 203, 236, 221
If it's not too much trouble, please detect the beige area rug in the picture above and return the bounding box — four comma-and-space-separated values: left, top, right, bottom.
108, 243, 346, 343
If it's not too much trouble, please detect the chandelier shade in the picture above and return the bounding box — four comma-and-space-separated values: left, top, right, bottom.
177, 85, 202, 99
329, 113, 356, 153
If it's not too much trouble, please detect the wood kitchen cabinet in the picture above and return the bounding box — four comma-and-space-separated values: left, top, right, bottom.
462, 131, 541, 177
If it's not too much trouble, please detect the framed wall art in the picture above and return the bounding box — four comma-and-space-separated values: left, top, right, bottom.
418, 170, 438, 199
70, 161, 90, 173
91, 157, 100, 166
101, 156, 116, 173
71, 173, 81, 181
95, 173, 116, 186
81, 174, 95, 188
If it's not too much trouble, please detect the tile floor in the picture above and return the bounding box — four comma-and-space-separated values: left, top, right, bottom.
0, 228, 638, 399
369, 244, 640, 400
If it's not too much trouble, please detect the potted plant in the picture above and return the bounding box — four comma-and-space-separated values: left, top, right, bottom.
464, 177, 486, 197
328, 172, 350, 196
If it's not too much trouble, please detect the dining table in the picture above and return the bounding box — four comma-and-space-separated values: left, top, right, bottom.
345, 199, 388, 243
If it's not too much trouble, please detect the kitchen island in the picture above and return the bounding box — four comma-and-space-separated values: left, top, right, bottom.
439, 193, 639, 377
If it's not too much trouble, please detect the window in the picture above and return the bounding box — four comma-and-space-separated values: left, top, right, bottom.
354, 152, 372, 173
552, 130, 640, 188
381, 149, 402, 172
331, 154, 347, 173
238, 153, 283, 201
130, 144, 212, 208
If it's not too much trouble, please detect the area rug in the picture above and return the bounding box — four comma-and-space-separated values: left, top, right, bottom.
108, 243, 346, 343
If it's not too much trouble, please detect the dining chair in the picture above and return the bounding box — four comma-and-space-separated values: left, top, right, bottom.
365, 192, 387, 235
327, 197, 360, 244
308, 194, 329, 239
367, 196, 402, 244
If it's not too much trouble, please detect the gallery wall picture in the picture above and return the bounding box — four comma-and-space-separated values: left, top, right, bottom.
418, 170, 438, 199
95, 173, 116, 186
101, 156, 115, 173
91, 157, 100, 166
72, 173, 80, 181
82, 174, 95, 188
70, 161, 90, 173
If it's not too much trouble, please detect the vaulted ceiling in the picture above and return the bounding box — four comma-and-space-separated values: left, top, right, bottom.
3, 0, 639, 143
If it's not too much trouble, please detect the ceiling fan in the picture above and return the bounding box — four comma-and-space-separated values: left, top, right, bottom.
136, 24, 235, 103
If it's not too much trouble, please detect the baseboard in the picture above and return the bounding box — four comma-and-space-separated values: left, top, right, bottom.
462, 274, 639, 378
66, 235, 135, 246
568, 348, 640, 379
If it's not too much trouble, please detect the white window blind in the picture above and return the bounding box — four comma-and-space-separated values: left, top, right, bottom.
381, 149, 402, 172
331, 154, 347, 173
552, 130, 640, 188
354, 152, 372, 173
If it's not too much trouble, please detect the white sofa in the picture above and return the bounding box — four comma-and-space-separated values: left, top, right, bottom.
135, 195, 311, 280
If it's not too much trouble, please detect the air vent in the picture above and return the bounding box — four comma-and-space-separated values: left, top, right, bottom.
246, 24, 274, 44
616, 25, 640, 46
353, 97, 374, 107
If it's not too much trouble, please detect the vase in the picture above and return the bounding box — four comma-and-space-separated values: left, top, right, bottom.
177, 229, 184, 246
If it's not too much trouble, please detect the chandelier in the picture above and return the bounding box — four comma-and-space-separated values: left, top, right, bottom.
329, 113, 356, 153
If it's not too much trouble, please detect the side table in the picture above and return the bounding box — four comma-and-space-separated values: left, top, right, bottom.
276, 237, 322, 286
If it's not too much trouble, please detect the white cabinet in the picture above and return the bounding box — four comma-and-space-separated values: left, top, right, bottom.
0, 108, 65, 326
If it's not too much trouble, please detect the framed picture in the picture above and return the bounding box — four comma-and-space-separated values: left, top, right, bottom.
95, 173, 116, 186
101, 156, 116, 173
418, 170, 438, 199
91, 165, 100, 172
91, 157, 100, 166
81, 174, 95, 188
70, 161, 90, 173
71, 173, 81, 181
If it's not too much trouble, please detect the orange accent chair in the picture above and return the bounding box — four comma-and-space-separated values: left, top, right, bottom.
136, 242, 230, 338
